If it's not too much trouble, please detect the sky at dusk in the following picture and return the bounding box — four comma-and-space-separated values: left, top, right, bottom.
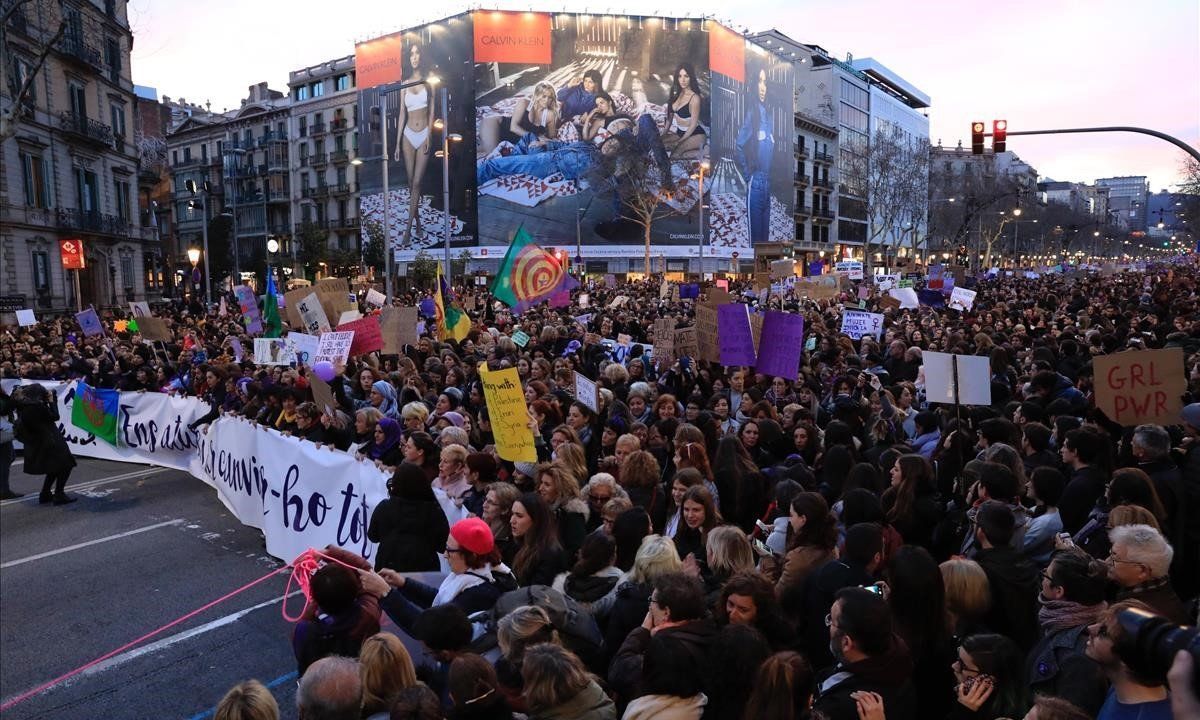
129, 0, 1199, 190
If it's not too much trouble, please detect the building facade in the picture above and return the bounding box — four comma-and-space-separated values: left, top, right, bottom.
1, 0, 158, 312
1096, 175, 1149, 232
928, 144, 1039, 261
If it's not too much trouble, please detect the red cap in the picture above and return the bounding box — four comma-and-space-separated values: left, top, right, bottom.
449, 517, 494, 556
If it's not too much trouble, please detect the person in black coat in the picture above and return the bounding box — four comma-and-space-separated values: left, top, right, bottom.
972, 501, 1040, 653
13, 384, 77, 505
1057, 428, 1110, 534
368, 462, 451, 572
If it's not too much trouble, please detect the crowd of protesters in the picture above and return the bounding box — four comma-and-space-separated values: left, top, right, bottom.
3, 261, 1200, 720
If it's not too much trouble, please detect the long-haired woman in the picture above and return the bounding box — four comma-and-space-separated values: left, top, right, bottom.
712, 435, 767, 534
510, 492, 568, 587
671, 485, 722, 570
661, 62, 706, 159
881, 454, 943, 549
394, 39, 435, 245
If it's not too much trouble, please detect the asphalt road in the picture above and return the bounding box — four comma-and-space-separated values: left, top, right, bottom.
0, 456, 305, 719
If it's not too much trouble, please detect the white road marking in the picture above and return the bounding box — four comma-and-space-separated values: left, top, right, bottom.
0, 467, 170, 507
0, 519, 186, 569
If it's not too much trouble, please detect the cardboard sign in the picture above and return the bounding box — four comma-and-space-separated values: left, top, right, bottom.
841, 310, 884, 340
380, 306, 418, 355
652, 318, 675, 365
479, 363, 538, 463
1093, 348, 1186, 426
137, 316, 173, 342
315, 277, 350, 295
365, 288, 387, 308
755, 311, 804, 381
76, 308, 103, 337
338, 310, 363, 325
923, 352, 992, 406
695, 303, 720, 363
309, 374, 337, 417
573, 371, 599, 413
794, 276, 840, 300
297, 292, 332, 335
673, 326, 698, 360
285, 332, 319, 366
749, 312, 764, 354
313, 331, 355, 366
874, 274, 898, 291
577, 293, 589, 309
888, 287, 920, 309
337, 316, 383, 357
706, 287, 733, 306
771, 259, 797, 280
879, 295, 902, 311
16, 309, 35, 326
835, 261, 864, 280
512, 330, 530, 347
128, 301, 152, 317
230, 337, 244, 362
948, 287, 977, 312
253, 338, 294, 366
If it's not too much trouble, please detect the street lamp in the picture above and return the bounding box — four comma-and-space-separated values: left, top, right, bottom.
433, 85, 462, 285
186, 179, 213, 305
267, 237, 280, 254
692, 159, 710, 279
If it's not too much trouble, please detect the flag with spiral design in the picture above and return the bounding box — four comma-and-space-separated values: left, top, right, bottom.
490, 226, 578, 313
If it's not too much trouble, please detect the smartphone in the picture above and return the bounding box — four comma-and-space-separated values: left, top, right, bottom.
755, 519, 773, 535
752, 539, 774, 557
861, 583, 884, 595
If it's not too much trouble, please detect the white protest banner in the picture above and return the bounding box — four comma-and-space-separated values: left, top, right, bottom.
128, 301, 152, 317
253, 338, 295, 366
835, 261, 864, 280
841, 310, 884, 340
297, 292, 332, 335
313, 331, 355, 365
948, 287, 977, 312
1, 380, 209, 471
16, 309, 35, 326
285, 332, 319, 366
573, 372, 599, 413
511, 329, 530, 347
874, 274, 898, 291
191, 416, 390, 563
365, 288, 386, 308
922, 352, 992, 406
888, 287, 920, 309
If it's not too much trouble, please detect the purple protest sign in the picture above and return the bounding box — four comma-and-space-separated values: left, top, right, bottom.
233, 285, 263, 335
76, 308, 103, 337
717, 304, 756, 366
754, 311, 804, 381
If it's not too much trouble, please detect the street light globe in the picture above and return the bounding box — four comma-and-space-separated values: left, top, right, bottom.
187, 248, 201, 264
1012, 208, 1022, 216
267, 238, 280, 253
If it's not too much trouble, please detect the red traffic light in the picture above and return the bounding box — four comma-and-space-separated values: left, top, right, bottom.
971, 122, 985, 155
993, 119, 1007, 153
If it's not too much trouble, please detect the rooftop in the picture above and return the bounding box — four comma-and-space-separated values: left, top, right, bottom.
850, 58, 931, 109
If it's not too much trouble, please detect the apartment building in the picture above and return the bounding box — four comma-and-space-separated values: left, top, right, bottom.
1, 0, 158, 311
1096, 176, 1150, 232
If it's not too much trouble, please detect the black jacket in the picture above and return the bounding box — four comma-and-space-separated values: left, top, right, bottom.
601, 581, 651, 669
608, 619, 717, 708
1025, 623, 1106, 716
1059, 465, 1107, 535
14, 393, 76, 476
813, 637, 916, 720
367, 497, 450, 572
799, 559, 876, 669
975, 545, 1040, 652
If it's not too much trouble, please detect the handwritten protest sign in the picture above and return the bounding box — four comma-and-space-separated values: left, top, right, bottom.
755, 312, 804, 381
652, 318, 675, 365
296, 292, 332, 335
233, 285, 263, 335
841, 310, 884, 340
511, 330, 530, 347
313, 331, 355, 365
874, 274, 899, 291
948, 287, 977, 312
285, 332, 319, 366
1093, 348, 1185, 426
138, 316, 174, 342
695, 304, 720, 363
128, 301, 151, 317
673, 326, 698, 360
16, 309, 35, 326
574, 371, 599, 413
479, 364, 537, 463
923, 352, 992, 406
794, 275, 840, 300
717, 305, 756, 366
608, 295, 629, 309
707, 287, 733, 306
771, 259, 797, 280
835, 261, 864, 280
337, 316, 383, 357
380, 306, 418, 355
365, 288, 386, 308
253, 338, 294, 366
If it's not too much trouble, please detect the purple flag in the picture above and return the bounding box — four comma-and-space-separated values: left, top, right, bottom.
755, 311, 804, 381
233, 285, 263, 335
717, 304, 756, 366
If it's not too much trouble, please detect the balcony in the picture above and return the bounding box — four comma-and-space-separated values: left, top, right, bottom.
812, 177, 834, 192
299, 155, 310, 167
302, 185, 329, 199
332, 217, 360, 229
795, 146, 809, 159
58, 112, 113, 146
794, 172, 809, 188
814, 151, 834, 164
812, 208, 836, 222
330, 183, 352, 196
57, 208, 133, 236
331, 117, 350, 131
310, 122, 327, 135
794, 205, 813, 218
171, 157, 204, 169
267, 190, 291, 203
330, 150, 349, 164
138, 167, 163, 185
309, 152, 328, 167
57, 35, 102, 69
258, 131, 288, 146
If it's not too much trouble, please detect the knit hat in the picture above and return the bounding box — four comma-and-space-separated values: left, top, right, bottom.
449, 517, 494, 556
1182, 403, 1200, 430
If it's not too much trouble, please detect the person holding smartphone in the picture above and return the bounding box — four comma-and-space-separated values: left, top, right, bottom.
12, 383, 77, 505
951, 634, 1031, 719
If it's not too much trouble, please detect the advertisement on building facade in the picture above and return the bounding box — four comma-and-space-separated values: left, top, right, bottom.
356, 12, 788, 262
356, 15, 478, 257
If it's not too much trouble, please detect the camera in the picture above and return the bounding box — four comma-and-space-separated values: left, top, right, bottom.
1115, 607, 1199, 691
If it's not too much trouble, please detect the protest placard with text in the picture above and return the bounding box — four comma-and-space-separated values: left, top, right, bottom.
337, 316, 383, 357
1093, 348, 1185, 426
313, 331, 355, 365
479, 364, 537, 463
755, 312, 804, 380
717, 304, 756, 366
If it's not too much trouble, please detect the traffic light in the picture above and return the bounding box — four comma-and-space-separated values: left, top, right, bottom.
993, 120, 1007, 153
971, 122, 985, 155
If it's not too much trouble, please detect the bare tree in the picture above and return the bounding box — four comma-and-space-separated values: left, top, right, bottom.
862, 126, 929, 270
1, 0, 66, 142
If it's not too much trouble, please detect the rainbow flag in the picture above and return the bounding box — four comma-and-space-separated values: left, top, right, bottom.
434, 263, 470, 342
490, 226, 578, 313
72, 381, 119, 445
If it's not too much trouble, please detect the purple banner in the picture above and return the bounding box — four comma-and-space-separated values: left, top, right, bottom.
755, 311, 804, 381
233, 285, 263, 335
717, 304, 756, 366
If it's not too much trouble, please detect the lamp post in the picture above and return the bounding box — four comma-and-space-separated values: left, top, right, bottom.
187, 247, 201, 298
433, 86, 461, 286
186, 180, 213, 305
693, 160, 710, 279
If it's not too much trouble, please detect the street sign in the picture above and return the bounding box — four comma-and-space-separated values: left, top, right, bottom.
60, 239, 86, 269
0, 295, 25, 313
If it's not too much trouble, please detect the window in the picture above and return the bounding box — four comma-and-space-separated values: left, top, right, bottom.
32, 250, 51, 293
172, 149, 178, 165
337, 199, 347, 220
69, 81, 86, 119
110, 102, 126, 145
839, 103, 869, 133
298, 116, 307, 136
183, 147, 192, 163
311, 81, 324, 97
336, 167, 347, 186
334, 134, 345, 152
335, 74, 351, 92
296, 85, 310, 101
10, 57, 36, 105
105, 38, 121, 83
840, 79, 869, 110
201, 143, 207, 162
64, 6, 82, 41
121, 255, 134, 291
114, 178, 131, 222
75, 168, 98, 213
20, 152, 51, 208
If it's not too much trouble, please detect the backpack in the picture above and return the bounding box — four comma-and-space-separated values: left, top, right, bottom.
472, 585, 605, 673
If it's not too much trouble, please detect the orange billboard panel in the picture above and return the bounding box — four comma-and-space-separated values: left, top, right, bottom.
355, 32, 404, 90
474, 11, 552, 65
709, 22, 744, 82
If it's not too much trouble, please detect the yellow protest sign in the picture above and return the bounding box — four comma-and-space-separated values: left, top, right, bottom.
479, 363, 538, 463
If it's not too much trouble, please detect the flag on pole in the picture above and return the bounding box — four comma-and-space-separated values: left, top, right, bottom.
263, 268, 282, 338
434, 263, 470, 342
490, 225, 578, 313
71, 381, 119, 445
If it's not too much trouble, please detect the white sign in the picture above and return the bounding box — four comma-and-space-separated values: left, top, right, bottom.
297, 292, 332, 335
16, 309, 36, 326
285, 332, 319, 366
128, 301, 152, 317
874, 274, 899, 291
948, 287, 977, 312
922, 352, 992, 406
841, 310, 885, 340
365, 288, 386, 308
888, 287, 920, 309
191, 416, 390, 563
253, 338, 295, 366
574, 372, 599, 413
338, 310, 362, 325
835, 261, 864, 280
313, 330, 355, 365
1, 380, 209, 472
